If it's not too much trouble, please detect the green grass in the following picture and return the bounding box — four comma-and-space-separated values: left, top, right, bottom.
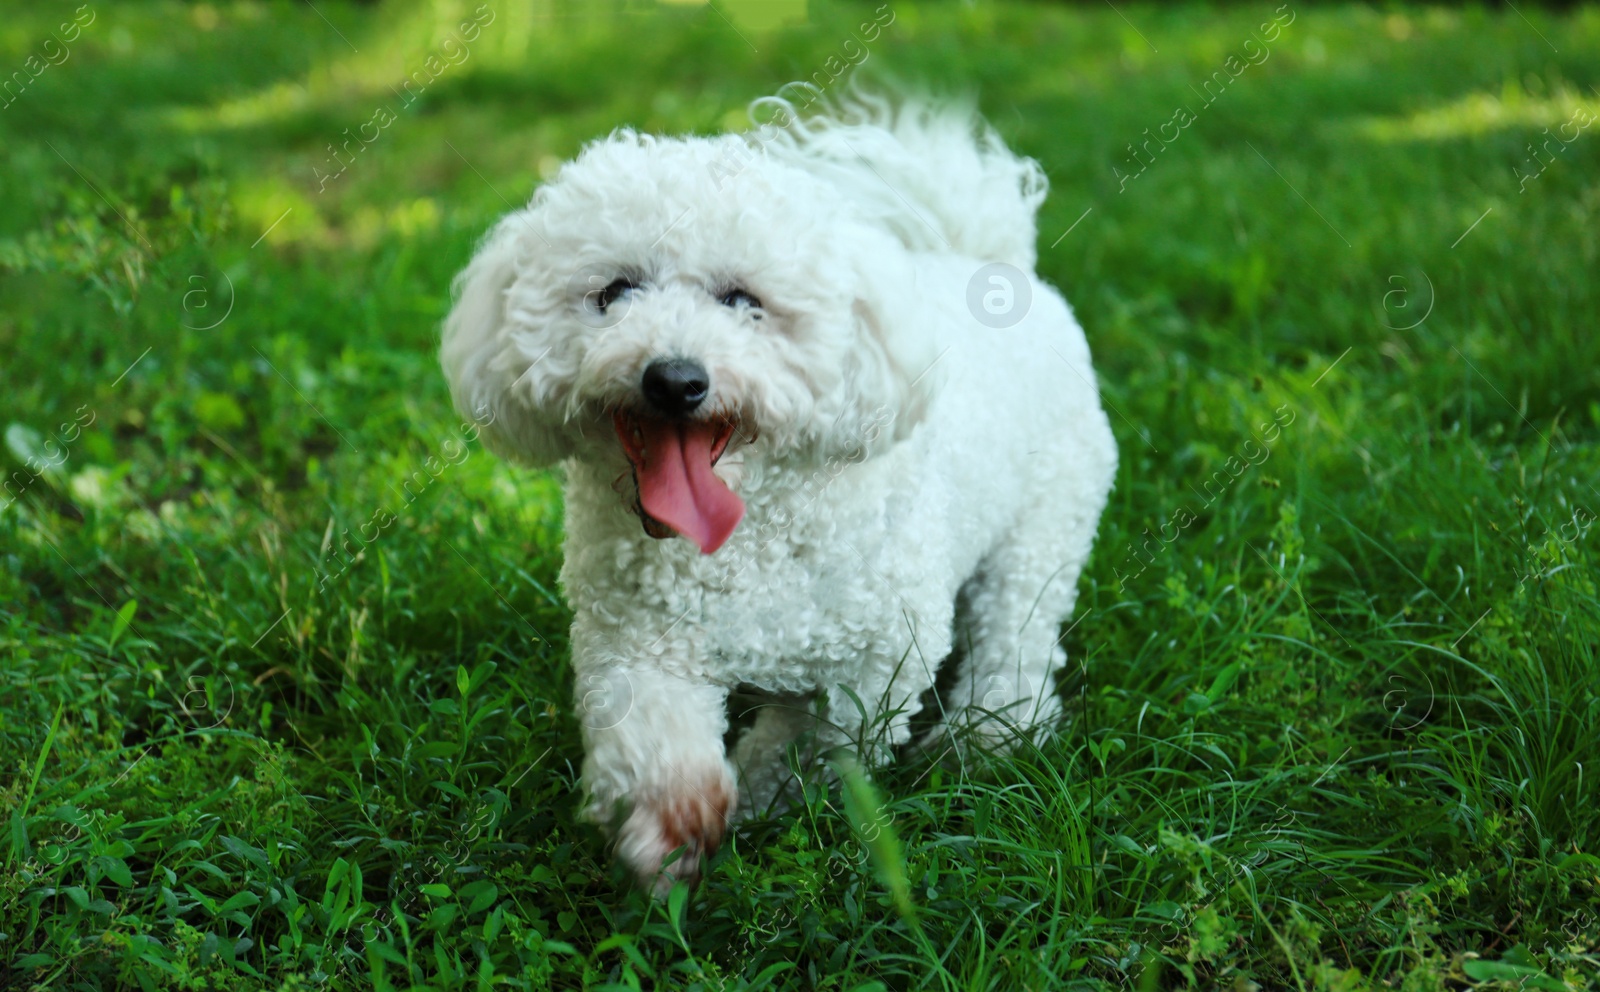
2, 0, 1599, 988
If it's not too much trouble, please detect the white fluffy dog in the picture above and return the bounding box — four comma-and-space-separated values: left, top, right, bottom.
440, 93, 1117, 893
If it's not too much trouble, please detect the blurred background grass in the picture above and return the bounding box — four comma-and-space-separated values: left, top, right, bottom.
1, 1, 1598, 989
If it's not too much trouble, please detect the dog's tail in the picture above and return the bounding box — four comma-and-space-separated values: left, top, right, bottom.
750, 87, 1047, 268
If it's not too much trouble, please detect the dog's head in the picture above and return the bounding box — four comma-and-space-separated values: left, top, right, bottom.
440, 129, 936, 553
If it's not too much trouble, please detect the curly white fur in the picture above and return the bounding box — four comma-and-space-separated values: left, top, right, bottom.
441, 93, 1117, 894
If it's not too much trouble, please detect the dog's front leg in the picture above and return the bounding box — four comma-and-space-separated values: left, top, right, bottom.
575, 662, 734, 895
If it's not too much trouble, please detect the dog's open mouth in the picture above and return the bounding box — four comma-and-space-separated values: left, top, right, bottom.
613, 409, 744, 554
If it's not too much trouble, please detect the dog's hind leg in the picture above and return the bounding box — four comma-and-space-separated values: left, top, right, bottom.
932, 498, 1106, 751
820, 602, 952, 765
731, 635, 944, 817
730, 696, 815, 818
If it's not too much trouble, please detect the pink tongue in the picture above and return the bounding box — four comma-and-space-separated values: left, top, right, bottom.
633, 420, 744, 554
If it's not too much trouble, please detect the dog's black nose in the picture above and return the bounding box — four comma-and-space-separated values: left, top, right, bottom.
641, 359, 709, 417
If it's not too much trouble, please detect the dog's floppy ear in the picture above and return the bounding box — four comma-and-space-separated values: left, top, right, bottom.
440, 215, 575, 467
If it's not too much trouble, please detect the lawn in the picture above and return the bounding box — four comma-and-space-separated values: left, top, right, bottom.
2, 0, 1598, 988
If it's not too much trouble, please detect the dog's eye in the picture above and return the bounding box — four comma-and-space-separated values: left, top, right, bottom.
718, 288, 762, 311
594, 278, 636, 312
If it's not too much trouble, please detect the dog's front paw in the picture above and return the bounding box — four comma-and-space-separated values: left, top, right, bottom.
615, 765, 735, 896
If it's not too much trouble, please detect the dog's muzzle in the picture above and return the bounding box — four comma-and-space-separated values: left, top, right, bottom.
612, 358, 744, 554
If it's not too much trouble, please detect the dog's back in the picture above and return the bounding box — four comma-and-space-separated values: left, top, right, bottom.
755, 91, 1047, 269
